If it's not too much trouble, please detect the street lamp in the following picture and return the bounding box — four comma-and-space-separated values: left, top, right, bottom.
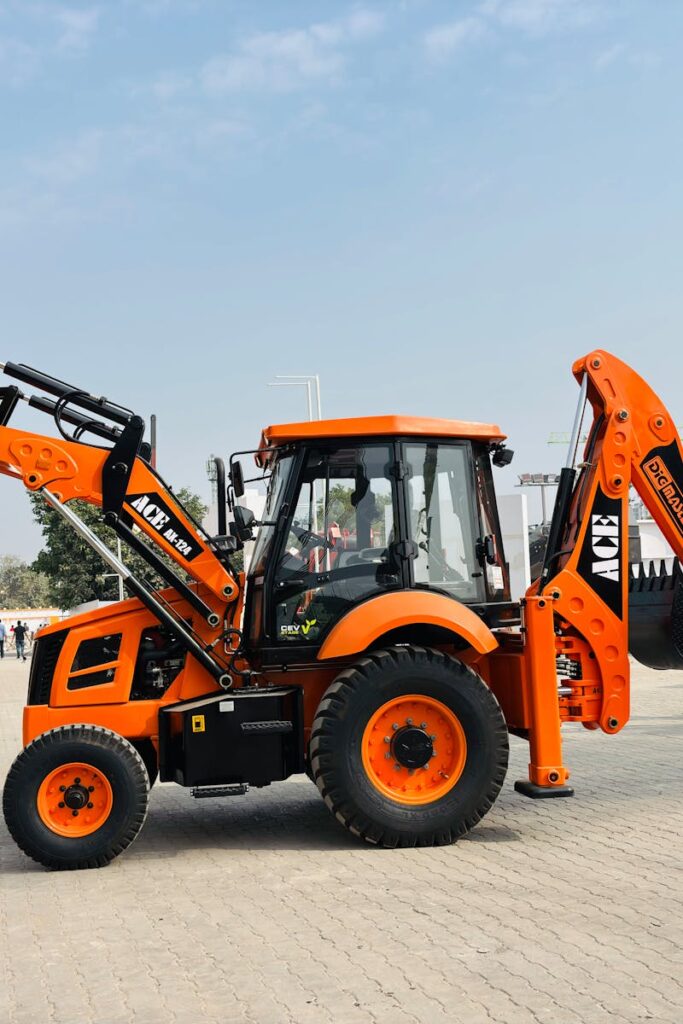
102, 537, 125, 601
267, 375, 322, 421
516, 472, 561, 526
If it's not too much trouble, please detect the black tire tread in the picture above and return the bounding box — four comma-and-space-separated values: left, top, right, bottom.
3, 724, 149, 870
310, 646, 508, 848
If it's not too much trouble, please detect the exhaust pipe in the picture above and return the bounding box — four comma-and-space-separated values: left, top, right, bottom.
629, 559, 683, 670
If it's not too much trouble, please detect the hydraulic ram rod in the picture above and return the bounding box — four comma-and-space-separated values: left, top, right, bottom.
40, 488, 231, 689
1, 362, 134, 427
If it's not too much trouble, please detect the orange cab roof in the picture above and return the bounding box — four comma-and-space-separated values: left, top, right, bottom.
259, 415, 505, 458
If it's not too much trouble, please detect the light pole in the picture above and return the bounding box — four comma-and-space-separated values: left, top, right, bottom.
102, 538, 125, 601
267, 374, 323, 542
516, 473, 561, 526
267, 375, 322, 421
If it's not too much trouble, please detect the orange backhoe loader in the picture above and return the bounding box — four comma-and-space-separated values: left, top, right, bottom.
1, 351, 681, 869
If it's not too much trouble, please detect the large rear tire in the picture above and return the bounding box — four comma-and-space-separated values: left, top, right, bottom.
3, 725, 149, 870
310, 646, 508, 848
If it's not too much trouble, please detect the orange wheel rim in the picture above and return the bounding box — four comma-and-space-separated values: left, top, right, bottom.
36, 762, 113, 838
361, 694, 467, 806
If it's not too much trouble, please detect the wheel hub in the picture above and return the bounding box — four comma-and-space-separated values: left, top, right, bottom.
63, 784, 89, 810
36, 762, 113, 838
392, 727, 433, 769
361, 694, 468, 806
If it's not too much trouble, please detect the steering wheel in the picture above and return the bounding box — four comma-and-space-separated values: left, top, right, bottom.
291, 524, 334, 552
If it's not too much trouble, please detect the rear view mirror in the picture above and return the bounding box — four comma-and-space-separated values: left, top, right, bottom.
232, 504, 256, 541
230, 460, 245, 499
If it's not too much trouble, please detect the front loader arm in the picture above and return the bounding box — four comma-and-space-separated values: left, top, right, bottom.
0, 361, 241, 688
0, 420, 235, 603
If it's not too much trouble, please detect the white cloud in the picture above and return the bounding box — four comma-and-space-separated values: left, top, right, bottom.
423, 17, 484, 62
27, 130, 103, 185
479, 0, 598, 36
150, 71, 192, 100
594, 42, 660, 73
0, 36, 39, 87
54, 7, 99, 53
200, 9, 384, 95
594, 42, 625, 70
422, 0, 600, 64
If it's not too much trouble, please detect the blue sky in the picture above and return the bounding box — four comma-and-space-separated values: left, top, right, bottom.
1, 0, 681, 559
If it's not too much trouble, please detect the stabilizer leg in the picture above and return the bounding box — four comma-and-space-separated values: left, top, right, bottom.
515, 596, 573, 799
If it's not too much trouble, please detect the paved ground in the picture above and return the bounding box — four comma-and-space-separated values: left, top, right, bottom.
0, 656, 681, 1024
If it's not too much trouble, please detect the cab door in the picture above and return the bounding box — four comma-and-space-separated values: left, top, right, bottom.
269, 443, 403, 647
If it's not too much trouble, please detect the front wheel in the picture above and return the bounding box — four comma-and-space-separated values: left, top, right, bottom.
3, 725, 149, 870
310, 646, 508, 848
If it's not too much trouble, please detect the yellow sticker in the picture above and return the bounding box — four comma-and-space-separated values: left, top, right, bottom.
191, 714, 205, 733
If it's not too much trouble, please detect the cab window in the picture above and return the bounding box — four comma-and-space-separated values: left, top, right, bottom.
405, 442, 485, 603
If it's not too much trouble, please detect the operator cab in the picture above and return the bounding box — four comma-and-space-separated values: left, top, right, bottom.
231, 416, 515, 663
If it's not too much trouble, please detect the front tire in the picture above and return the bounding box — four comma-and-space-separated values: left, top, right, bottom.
3, 725, 149, 870
310, 646, 508, 848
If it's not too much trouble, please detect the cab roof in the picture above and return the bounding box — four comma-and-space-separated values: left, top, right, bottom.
258, 415, 505, 463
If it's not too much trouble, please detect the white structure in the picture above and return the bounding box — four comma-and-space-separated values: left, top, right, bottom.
236, 489, 267, 572
0, 607, 62, 631
637, 518, 675, 561
498, 493, 531, 600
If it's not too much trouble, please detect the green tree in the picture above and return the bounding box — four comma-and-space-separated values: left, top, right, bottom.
0, 555, 51, 609
30, 488, 208, 610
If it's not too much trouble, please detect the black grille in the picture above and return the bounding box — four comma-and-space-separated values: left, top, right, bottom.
27, 630, 68, 705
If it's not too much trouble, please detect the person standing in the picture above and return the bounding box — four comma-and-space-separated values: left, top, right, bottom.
14, 621, 27, 662
0, 619, 6, 659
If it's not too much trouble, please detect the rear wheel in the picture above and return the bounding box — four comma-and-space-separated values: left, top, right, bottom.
310, 646, 508, 847
3, 725, 149, 870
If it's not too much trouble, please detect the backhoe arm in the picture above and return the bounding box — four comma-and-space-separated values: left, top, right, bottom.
511, 350, 681, 797
543, 350, 682, 731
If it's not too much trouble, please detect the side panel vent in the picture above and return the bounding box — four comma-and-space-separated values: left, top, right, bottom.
27, 630, 68, 705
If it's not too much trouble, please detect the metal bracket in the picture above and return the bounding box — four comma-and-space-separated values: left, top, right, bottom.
101, 415, 145, 515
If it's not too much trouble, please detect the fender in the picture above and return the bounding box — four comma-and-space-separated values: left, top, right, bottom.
317, 590, 498, 660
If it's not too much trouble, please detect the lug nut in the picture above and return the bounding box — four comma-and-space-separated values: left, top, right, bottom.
420, 722, 427, 729
87, 802, 94, 809
406, 718, 413, 726
74, 778, 81, 785
394, 763, 401, 771
58, 801, 65, 808
385, 752, 392, 760
72, 810, 79, 817
88, 786, 95, 793
59, 785, 66, 792
392, 723, 399, 731
429, 734, 436, 741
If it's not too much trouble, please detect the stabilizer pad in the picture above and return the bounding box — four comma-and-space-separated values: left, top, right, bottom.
514, 780, 574, 799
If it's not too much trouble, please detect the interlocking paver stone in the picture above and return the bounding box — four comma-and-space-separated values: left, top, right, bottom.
1, 656, 681, 1023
